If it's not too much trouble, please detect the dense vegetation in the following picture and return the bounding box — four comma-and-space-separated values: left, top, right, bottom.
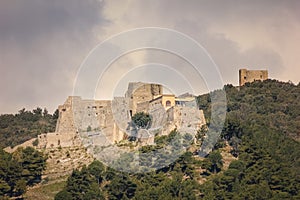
198, 79, 300, 199
0, 147, 47, 198
132, 112, 152, 128
55, 152, 202, 200
0, 79, 299, 199
0, 107, 58, 148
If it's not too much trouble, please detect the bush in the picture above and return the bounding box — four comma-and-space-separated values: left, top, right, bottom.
32, 139, 39, 146
132, 112, 151, 128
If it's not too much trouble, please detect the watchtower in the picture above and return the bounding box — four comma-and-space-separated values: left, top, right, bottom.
239, 69, 268, 86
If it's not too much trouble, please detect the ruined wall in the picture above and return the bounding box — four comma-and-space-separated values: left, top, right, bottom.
73, 99, 112, 132
136, 101, 150, 113
126, 82, 162, 115
239, 69, 268, 86
55, 96, 125, 145
149, 95, 175, 110
56, 96, 116, 133
162, 106, 206, 136
55, 96, 78, 133
38, 132, 81, 149
137, 129, 155, 146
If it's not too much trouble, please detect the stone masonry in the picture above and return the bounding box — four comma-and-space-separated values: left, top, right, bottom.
239, 68, 268, 86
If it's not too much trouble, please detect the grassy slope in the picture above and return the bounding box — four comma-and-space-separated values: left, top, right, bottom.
24, 181, 66, 200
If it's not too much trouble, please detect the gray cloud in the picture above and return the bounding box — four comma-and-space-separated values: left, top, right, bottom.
0, 0, 107, 113
103, 0, 299, 82
0, 0, 107, 44
0, 0, 299, 113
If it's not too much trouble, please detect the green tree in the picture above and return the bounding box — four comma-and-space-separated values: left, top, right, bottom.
32, 139, 39, 147
15, 179, 26, 196
13, 147, 47, 185
132, 112, 151, 128
0, 107, 58, 148
207, 151, 223, 174
88, 160, 105, 184
54, 190, 72, 200
0, 147, 46, 198
43, 108, 49, 117
53, 109, 59, 119
33, 107, 42, 116
107, 174, 137, 199
0, 180, 10, 196
56, 166, 104, 200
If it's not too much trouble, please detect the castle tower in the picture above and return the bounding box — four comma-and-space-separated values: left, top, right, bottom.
126, 82, 163, 116
239, 69, 268, 86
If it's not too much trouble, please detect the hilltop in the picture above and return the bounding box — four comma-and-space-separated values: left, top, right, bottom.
0, 79, 299, 199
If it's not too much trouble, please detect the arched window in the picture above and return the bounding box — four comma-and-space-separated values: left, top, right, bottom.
166, 100, 171, 107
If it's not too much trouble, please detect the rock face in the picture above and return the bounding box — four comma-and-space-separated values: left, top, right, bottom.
43, 146, 93, 180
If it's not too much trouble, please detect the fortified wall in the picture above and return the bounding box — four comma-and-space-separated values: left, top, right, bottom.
55, 97, 123, 142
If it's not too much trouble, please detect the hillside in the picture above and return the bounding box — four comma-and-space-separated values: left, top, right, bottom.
51, 79, 299, 199
0, 108, 58, 149
198, 79, 300, 142
0, 79, 299, 199
197, 79, 300, 199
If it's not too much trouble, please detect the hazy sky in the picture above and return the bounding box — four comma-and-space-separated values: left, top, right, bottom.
1, 0, 300, 113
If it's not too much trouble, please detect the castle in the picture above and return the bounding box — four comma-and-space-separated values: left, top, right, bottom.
239, 69, 268, 86
6, 69, 269, 152
36, 82, 206, 149
4, 71, 268, 178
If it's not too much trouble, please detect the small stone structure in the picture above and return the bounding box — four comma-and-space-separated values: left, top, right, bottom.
239, 69, 268, 86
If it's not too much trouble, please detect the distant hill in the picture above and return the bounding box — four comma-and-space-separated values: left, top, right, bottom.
0, 108, 58, 149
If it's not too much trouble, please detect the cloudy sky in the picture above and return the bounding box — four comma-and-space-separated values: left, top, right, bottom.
1, 0, 299, 113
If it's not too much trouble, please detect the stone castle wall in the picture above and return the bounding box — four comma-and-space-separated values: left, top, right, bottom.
53, 83, 163, 147
55, 96, 125, 144
38, 131, 82, 149
56, 96, 112, 133
161, 106, 206, 136
126, 82, 162, 115
55, 96, 76, 133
